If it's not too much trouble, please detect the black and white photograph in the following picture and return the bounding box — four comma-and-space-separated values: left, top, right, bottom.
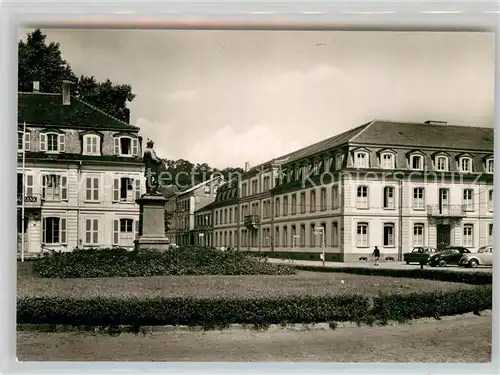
16, 28, 493, 362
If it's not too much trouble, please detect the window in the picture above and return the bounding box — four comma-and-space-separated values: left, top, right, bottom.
18, 131, 30, 152
463, 224, 474, 247
354, 152, 368, 168
332, 221, 339, 247
229, 208, 233, 223
380, 153, 395, 169
410, 155, 423, 170
320, 188, 327, 210
283, 226, 288, 247
460, 157, 472, 173
113, 177, 141, 202
488, 190, 493, 211
84, 218, 99, 245
224, 209, 228, 223
275, 197, 280, 217
324, 156, 333, 173
486, 158, 493, 174
413, 187, 425, 210
83, 134, 100, 155
488, 224, 493, 245
290, 194, 296, 215
241, 183, 247, 197
114, 136, 139, 156
42, 217, 66, 244
383, 186, 395, 209
42, 174, 68, 201
251, 180, 258, 195
413, 224, 424, 246
85, 177, 99, 201
310, 224, 316, 247
356, 222, 369, 247
40, 132, 65, 153
300, 224, 306, 247
335, 154, 343, 170
383, 223, 395, 247
356, 186, 369, 209
331, 185, 339, 209
462, 189, 474, 211
300, 192, 306, 214
310, 190, 316, 213
113, 218, 137, 246
263, 176, 270, 191
283, 196, 289, 216
435, 156, 448, 172
313, 161, 320, 175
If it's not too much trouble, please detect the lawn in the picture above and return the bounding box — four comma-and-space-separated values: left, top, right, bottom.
17, 270, 477, 300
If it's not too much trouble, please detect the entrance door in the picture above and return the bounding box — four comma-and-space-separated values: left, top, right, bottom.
436, 224, 451, 251
438, 188, 449, 215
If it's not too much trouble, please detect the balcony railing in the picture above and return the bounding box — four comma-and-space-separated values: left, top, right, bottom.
426, 204, 466, 217
17, 193, 42, 209
244, 215, 260, 229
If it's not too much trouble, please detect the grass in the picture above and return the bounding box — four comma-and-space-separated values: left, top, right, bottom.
17, 314, 492, 362
17, 270, 478, 300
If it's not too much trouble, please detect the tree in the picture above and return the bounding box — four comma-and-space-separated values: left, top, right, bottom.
18, 29, 135, 122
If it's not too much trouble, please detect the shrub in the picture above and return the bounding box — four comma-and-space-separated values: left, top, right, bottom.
245, 251, 342, 262
31, 246, 296, 278
293, 265, 492, 285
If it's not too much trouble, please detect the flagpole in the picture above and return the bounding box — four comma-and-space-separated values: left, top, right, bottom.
21, 121, 26, 262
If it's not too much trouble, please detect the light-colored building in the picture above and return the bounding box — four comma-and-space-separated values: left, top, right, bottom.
193, 202, 215, 247
166, 177, 224, 246
17, 81, 145, 255
211, 120, 494, 262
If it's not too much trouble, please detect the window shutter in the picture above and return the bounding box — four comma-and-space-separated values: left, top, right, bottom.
39, 133, 47, 152
41, 174, 46, 199
93, 178, 99, 201
114, 137, 120, 155
58, 134, 66, 152
42, 218, 46, 244
132, 138, 139, 156
24, 133, 31, 151
26, 174, 34, 196
60, 218, 67, 244
61, 176, 68, 200
113, 219, 119, 245
93, 219, 99, 244
113, 179, 119, 202
85, 219, 91, 244
135, 179, 141, 200
85, 178, 92, 200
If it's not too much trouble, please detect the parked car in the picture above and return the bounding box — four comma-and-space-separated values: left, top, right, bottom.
458, 246, 493, 268
403, 246, 437, 264
427, 246, 471, 267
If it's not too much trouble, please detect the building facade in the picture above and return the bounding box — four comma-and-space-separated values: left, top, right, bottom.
17, 82, 145, 256
193, 202, 215, 247
166, 177, 223, 246
210, 120, 494, 262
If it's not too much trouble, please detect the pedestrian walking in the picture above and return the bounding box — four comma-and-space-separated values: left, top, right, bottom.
372, 246, 380, 266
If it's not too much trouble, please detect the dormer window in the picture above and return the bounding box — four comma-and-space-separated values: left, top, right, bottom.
459, 156, 473, 173
335, 154, 344, 170
435, 155, 449, 172
40, 132, 65, 153
83, 134, 101, 156
354, 151, 369, 168
17, 131, 30, 152
410, 155, 424, 170
114, 135, 139, 157
486, 158, 494, 174
380, 152, 395, 169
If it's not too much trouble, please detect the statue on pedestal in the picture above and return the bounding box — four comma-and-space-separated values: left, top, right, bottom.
143, 139, 163, 195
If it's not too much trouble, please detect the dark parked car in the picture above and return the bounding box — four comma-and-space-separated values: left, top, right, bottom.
427, 246, 471, 267
403, 246, 437, 264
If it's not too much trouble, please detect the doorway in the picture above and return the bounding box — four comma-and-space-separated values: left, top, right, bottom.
436, 224, 451, 251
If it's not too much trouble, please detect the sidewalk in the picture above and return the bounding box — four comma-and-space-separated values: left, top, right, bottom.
266, 257, 493, 273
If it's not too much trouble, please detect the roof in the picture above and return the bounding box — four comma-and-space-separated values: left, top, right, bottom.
18, 92, 139, 131
177, 176, 225, 196
194, 201, 217, 214
350, 120, 494, 151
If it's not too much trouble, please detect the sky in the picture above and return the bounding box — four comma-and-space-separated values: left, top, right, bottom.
21, 29, 495, 168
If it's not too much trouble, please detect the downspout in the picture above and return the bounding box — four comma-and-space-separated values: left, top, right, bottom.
398, 178, 403, 261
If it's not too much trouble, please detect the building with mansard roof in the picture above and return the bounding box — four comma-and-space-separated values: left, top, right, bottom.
17, 81, 145, 256
209, 119, 494, 262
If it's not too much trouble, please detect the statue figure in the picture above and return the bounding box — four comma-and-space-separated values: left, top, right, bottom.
143, 139, 163, 195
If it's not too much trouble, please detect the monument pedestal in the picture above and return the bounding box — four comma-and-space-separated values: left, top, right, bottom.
134, 194, 170, 251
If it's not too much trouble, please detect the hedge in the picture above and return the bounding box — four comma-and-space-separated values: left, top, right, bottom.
294, 265, 492, 285
17, 285, 492, 327
31, 247, 295, 278
245, 251, 342, 262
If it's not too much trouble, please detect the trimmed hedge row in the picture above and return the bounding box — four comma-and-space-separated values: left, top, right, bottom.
17, 285, 492, 327
245, 251, 342, 262
294, 265, 493, 285
31, 247, 296, 278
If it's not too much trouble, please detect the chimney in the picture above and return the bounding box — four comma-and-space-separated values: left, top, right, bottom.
244, 161, 250, 172
33, 81, 40, 92
123, 108, 130, 124
424, 120, 447, 125
62, 80, 72, 105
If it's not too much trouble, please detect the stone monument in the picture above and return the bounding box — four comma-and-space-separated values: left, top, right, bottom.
134, 139, 170, 251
